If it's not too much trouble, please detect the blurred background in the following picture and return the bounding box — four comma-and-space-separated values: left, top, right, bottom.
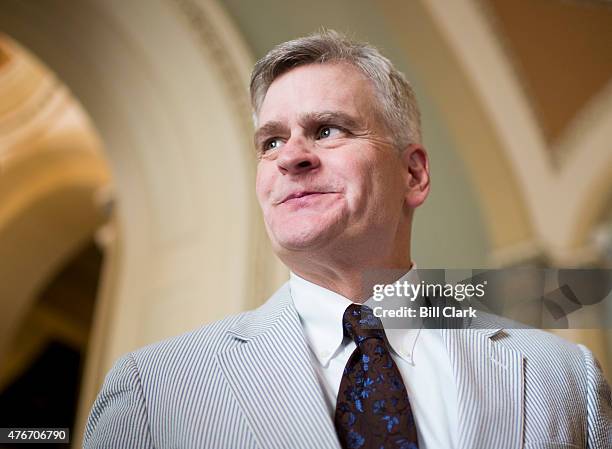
0, 0, 611, 446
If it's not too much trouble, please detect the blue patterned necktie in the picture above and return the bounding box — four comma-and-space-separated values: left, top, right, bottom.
334, 304, 419, 449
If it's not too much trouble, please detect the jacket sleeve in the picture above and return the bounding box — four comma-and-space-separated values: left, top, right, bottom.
578, 345, 612, 449
82, 353, 154, 449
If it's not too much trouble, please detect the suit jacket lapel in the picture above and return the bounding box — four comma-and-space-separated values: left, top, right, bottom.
441, 314, 525, 449
217, 283, 341, 449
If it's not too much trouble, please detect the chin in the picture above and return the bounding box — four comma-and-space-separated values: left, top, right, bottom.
274, 232, 329, 251
271, 223, 341, 252
266, 210, 347, 251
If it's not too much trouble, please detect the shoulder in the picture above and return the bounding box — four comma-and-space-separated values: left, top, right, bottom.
477, 311, 585, 361
84, 306, 271, 448
472, 312, 605, 394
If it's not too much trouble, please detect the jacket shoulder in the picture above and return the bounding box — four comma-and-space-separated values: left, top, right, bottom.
475, 311, 584, 359
84, 310, 264, 448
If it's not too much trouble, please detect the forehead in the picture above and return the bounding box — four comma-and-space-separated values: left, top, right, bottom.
257, 62, 379, 124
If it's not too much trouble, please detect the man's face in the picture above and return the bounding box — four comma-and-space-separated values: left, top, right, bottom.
254, 63, 412, 256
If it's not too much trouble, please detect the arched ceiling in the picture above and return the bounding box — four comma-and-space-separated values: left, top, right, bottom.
482, 0, 612, 149
0, 34, 110, 366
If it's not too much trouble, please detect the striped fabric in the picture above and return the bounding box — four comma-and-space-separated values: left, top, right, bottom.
83, 283, 611, 449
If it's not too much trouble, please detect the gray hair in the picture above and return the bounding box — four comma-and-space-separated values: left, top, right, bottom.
249, 29, 422, 148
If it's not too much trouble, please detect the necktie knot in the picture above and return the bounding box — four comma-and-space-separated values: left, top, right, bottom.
342, 304, 385, 345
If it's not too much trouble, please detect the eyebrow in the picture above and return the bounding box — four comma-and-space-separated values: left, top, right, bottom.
254, 121, 286, 148
253, 110, 362, 148
298, 111, 361, 130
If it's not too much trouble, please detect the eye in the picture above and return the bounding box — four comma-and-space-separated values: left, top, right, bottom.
316, 126, 342, 140
263, 138, 285, 152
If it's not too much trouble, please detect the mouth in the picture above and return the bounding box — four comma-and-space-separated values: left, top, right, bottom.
280, 191, 331, 204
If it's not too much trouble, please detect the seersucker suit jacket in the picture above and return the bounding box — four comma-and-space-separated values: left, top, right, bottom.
84, 282, 612, 449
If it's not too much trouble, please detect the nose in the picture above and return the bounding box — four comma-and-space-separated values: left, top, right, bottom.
276, 137, 320, 175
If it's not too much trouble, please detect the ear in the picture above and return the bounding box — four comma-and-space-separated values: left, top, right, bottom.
400, 143, 430, 208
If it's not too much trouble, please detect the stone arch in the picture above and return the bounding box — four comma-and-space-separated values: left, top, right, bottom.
0, 0, 285, 440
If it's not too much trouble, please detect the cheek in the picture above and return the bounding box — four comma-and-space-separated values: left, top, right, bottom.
255, 166, 271, 199
338, 166, 371, 214
255, 175, 272, 215
347, 159, 374, 193
354, 158, 400, 212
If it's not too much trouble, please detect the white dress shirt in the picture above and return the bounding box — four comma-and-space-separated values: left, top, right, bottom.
290, 268, 458, 449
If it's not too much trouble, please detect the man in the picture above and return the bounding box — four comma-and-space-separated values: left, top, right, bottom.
84, 30, 611, 449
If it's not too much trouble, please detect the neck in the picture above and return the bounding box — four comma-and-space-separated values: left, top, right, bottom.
279, 216, 415, 301
283, 249, 413, 302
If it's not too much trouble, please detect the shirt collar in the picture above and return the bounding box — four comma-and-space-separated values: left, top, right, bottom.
290, 271, 351, 366
290, 265, 421, 367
